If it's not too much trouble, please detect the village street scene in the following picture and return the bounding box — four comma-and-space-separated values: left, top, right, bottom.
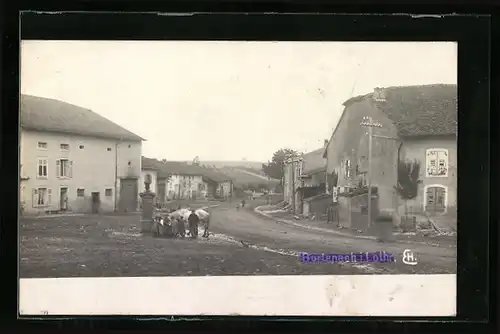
19, 41, 457, 278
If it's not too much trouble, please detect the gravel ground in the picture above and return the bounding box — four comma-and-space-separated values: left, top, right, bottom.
19, 213, 370, 278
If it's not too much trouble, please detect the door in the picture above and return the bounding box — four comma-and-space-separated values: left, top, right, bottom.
60, 187, 68, 211
425, 186, 446, 215
91, 192, 100, 213
119, 178, 138, 212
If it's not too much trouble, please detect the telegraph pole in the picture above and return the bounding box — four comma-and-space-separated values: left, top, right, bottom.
360, 116, 382, 228
291, 158, 296, 214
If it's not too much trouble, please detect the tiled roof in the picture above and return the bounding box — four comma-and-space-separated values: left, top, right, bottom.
324, 84, 457, 158
301, 148, 326, 175
21, 94, 145, 141
346, 84, 458, 137
142, 156, 232, 182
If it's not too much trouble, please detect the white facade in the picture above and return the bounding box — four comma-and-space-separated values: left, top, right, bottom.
217, 180, 232, 198
283, 160, 302, 211
20, 129, 142, 215
165, 174, 206, 200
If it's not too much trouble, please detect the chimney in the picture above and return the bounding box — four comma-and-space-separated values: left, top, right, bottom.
324, 139, 329, 148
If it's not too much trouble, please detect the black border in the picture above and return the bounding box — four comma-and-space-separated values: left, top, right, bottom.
1, 6, 495, 333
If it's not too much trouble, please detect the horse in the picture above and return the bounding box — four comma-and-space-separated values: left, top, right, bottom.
194, 208, 210, 238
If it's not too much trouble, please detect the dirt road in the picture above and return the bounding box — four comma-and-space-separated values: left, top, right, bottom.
209, 204, 457, 274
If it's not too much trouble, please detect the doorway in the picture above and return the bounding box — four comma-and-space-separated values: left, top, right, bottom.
59, 187, 68, 211
91, 192, 101, 213
118, 178, 138, 212
425, 186, 446, 215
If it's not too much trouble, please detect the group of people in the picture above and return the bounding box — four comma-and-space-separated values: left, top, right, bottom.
152, 206, 210, 239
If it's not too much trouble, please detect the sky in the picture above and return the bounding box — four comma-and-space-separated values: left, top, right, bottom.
21, 41, 457, 162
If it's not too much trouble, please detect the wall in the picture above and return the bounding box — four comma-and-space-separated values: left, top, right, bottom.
302, 171, 326, 188
306, 195, 331, 218
324, 98, 401, 211
204, 181, 215, 198
20, 130, 141, 214
283, 161, 302, 213
337, 192, 379, 230
399, 136, 457, 214
115, 140, 142, 211
216, 181, 232, 199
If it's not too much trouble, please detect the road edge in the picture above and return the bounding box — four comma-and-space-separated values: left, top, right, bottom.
253, 205, 453, 248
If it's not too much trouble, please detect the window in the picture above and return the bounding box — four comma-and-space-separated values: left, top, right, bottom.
343, 159, 351, 179
79, 145, 84, 149
37, 158, 48, 178
60, 143, 69, 151
426, 149, 449, 177
33, 188, 51, 207
56, 159, 72, 178
77, 188, 85, 197
105, 188, 113, 197
38, 142, 48, 150
296, 161, 302, 177
128, 144, 131, 148
128, 161, 132, 166
107, 148, 112, 151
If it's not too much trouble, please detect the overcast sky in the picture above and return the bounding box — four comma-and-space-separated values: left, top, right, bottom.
21, 41, 457, 162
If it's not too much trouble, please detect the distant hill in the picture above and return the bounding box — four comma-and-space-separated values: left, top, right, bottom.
217, 167, 280, 189
174, 160, 279, 189
198, 161, 265, 171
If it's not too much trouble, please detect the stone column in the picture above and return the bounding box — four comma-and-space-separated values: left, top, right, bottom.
140, 177, 156, 233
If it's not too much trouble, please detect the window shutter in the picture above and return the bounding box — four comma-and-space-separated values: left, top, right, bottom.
69, 161, 73, 178
37, 159, 42, 177
47, 189, 52, 205
56, 160, 61, 177
32, 188, 38, 207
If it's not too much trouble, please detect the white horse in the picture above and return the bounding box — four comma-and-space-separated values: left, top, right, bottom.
194, 208, 211, 238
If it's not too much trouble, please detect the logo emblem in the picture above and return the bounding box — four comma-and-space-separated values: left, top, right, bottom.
402, 249, 418, 265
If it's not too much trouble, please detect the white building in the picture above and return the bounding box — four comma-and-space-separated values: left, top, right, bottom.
140, 157, 233, 205
20, 94, 144, 215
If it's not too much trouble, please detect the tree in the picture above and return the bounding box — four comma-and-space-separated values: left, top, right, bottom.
394, 160, 421, 217
262, 148, 300, 187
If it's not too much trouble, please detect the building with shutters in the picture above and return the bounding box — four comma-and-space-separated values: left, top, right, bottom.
20, 94, 145, 215
140, 156, 234, 206
323, 84, 457, 223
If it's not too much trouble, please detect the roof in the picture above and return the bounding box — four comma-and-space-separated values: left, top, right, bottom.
324, 84, 457, 157
142, 156, 232, 182
201, 168, 233, 183
301, 148, 326, 176
21, 94, 145, 141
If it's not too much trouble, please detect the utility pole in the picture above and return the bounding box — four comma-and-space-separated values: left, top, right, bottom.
291, 158, 296, 215
360, 116, 383, 228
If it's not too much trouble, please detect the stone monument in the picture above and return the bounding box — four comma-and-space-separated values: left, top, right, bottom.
139, 175, 156, 233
